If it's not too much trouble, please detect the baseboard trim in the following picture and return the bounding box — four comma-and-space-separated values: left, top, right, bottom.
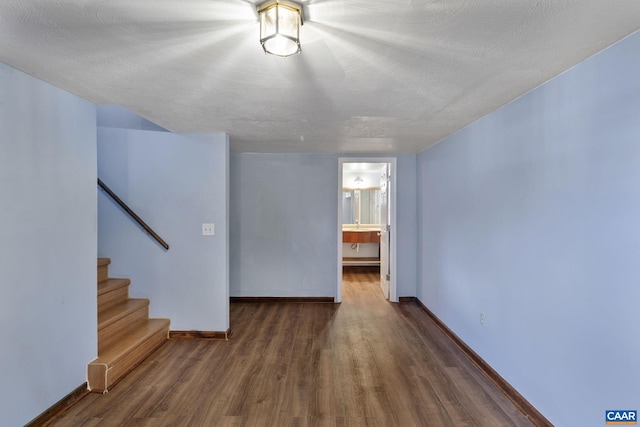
230, 296, 335, 303
170, 329, 231, 340
25, 382, 88, 427
410, 297, 552, 427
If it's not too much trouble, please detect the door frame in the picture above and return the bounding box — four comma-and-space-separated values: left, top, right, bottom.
337, 157, 397, 303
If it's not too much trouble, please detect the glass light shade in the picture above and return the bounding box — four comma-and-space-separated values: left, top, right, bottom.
258, 1, 302, 57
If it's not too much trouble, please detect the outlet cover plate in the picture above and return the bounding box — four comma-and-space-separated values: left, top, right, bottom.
202, 223, 215, 236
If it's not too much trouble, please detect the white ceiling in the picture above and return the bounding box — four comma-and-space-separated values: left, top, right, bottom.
1, 1, 639, 154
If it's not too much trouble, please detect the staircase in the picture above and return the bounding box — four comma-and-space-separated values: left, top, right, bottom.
87, 258, 170, 393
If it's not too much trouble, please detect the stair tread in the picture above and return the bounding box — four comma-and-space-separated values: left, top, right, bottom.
98, 258, 111, 267
91, 318, 170, 367
98, 278, 131, 295
98, 298, 149, 330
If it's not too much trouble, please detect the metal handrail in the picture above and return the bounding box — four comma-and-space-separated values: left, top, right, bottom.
98, 178, 169, 250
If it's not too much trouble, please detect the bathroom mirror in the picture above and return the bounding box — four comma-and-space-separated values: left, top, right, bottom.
342, 189, 381, 225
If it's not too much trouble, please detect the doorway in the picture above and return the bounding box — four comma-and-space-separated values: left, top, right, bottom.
337, 158, 397, 303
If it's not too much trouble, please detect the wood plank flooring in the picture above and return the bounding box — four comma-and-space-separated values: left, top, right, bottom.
51, 267, 534, 426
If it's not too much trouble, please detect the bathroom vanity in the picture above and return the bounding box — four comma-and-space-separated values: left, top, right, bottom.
342, 225, 381, 267
342, 229, 379, 243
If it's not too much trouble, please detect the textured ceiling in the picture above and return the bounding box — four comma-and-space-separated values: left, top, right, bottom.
1, 1, 639, 153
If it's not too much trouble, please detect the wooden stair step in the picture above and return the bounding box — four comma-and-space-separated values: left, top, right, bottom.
99, 299, 149, 331
98, 277, 130, 296
94, 318, 170, 366
98, 299, 150, 353
98, 278, 131, 313
97, 258, 111, 283
88, 318, 170, 393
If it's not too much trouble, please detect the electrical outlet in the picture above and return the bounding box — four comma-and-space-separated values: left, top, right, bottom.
202, 223, 215, 236
480, 313, 485, 326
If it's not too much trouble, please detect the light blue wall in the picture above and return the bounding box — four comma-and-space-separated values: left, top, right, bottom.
416, 31, 640, 426
98, 127, 229, 331
0, 63, 97, 426
394, 154, 418, 297
230, 153, 339, 297
230, 153, 417, 298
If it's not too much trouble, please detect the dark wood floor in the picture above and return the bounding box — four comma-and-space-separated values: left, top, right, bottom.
52, 268, 534, 426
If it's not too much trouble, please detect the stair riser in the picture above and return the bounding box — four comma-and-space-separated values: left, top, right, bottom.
99, 306, 150, 354
99, 287, 129, 314
98, 264, 109, 284
88, 326, 169, 393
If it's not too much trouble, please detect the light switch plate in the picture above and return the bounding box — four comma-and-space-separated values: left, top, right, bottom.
202, 223, 215, 236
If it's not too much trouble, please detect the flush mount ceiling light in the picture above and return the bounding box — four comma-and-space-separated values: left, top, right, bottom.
257, 0, 303, 57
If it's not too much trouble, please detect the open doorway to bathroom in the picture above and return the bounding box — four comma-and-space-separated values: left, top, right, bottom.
337, 158, 397, 303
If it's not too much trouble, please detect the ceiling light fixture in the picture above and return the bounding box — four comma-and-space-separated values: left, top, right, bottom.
257, 0, 303, 58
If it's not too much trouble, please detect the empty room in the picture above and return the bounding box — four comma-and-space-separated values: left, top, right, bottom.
1, 2, 639, 426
